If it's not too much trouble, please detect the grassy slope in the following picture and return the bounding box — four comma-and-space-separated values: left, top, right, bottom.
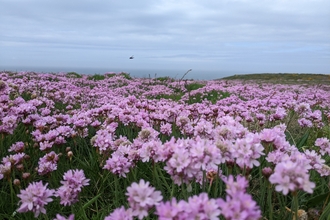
220, 73, 330, 84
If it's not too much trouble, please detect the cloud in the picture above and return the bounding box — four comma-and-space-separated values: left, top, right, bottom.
0, 0, 329, 76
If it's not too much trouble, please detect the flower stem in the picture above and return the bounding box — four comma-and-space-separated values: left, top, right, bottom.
267, 182, 273, 220
9, 179, 14, 210
291, 191, 299, 220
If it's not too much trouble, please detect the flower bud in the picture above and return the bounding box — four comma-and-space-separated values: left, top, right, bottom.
23, 154, 30, 161
22, 172, 30, 179
16, 164, 24, 171
67, 151, 73, 161
206, 170, 217, 181
262, 167, 273, 179
13, 179, 21, 186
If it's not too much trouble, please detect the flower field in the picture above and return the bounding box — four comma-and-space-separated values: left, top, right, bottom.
0, 71, 330, 219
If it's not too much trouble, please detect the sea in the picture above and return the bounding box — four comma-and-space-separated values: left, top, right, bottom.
0, 66, 245, 80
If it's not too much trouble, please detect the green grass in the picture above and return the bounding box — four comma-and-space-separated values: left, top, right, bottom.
66, 72, 82, 78
88, 74, 106, 81
221, 73, 330, 84
184, 82, 205, 91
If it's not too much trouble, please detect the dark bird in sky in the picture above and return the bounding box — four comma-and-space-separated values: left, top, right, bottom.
129, 55, 134, 59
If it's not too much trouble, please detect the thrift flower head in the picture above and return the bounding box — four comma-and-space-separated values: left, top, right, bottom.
17, 181, 55, 217
231, 133, 264, 169
54, 214, 75, 220
160, 122, 172, 135
156, 194, 221, 220
2, 152, 25, 166
217, 175, 261, 220
103, 151, 133, 177
104, 206, 133, 220
223, 175, 249, 196
269, 160, 315, 195
8, 141, 25, 153
37, 151, 59, 175
315, 137, 330, 156
126, 179, 163, 219
56, 169, 90, 206
0, 162, 12, 180
186, 193, 221, 220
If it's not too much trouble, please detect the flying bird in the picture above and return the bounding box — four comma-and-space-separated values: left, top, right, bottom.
129, 55, 134, 59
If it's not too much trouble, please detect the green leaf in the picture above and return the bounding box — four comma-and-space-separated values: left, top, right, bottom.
77, 193, 102, 219
297, 130, 310, 149
320, 199, 330, 220
82, 193, 102, 210
307, 191, 329, 207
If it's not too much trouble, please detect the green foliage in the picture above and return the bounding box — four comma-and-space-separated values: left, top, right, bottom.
88, 74, 105, 81
187, 90, 230, 104
154, 93, 184, 101
104, 73, 116, 78
20, 92, 32, 101
221, 73, 330, 85
119, 72, 132, 80
155, 76, 175, 82
184, 82, 205, 91
66, 72, 82, 78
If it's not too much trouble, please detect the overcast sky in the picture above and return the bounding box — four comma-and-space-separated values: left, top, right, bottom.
0, 0, 329, 78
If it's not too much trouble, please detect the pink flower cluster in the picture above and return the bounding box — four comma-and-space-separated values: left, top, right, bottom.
126, 179, 163, 219
105, 179, 162, 220
1, 71, 330, 219
217, 175, 261, 220
17, 181, 55, 217
56, 169, 90, 206
37, 151, 60, 175
105, 177, 262, 220
156, 193, 221, 220
269, 160, 315, 195
16, 169, 89, 217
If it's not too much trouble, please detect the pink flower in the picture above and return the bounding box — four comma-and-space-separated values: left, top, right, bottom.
269, 160, 315, 195
103, 151, 133, 177
193, 120, 213, 138
37, 151, 60, 175
0, 161, 12, 180
0, 115, 18, 134
156, 199, 180, 219
217, 175, 261, 220
54, 214, 75, 220
56, 169, 90, 206
160, 123, 172, 135
156, 194, 221, 220
17, 181, 55, 217
186, 193, 221, 220
104, 206, 133, 220
223, 175, 248, 196
137, 127, 159, 142
166, 148, 191, 173
315, 137, 330, 156
271, 107, 287, 120
126, 179, 163, 219
294, 102, 311, 114
138, 140, 162, 162
8, 141, 25, 152
2, 152, 25, 165
298, 118, 313, 128
259, 128, 277, 143
39, 140, 54, 151
231, 133, 264, 169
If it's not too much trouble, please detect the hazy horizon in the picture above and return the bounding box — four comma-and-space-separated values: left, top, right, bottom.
3, 65, 328, 81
